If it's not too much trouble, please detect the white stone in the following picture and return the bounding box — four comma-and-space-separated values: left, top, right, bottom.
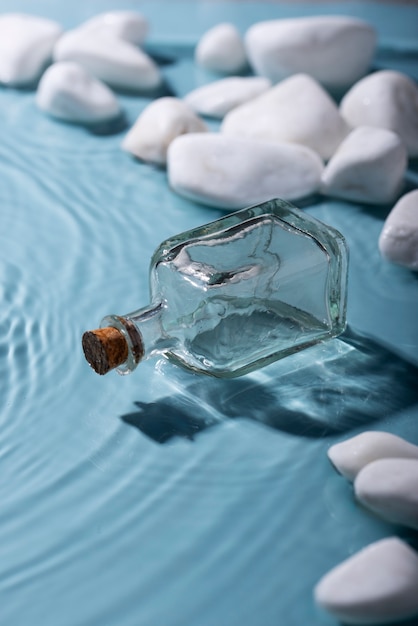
355, 459, 418, 530
221, 74, 348, 160
0, 13, 62, 86
245, 16, 376, 91
328, 431, 418, 481
314, 537, 418, 625
195, 23, 247, 74
321, 126, 407, 205
36, 62, 120, 124
53, 28, 161, 92
122, 97, 207, 166
379, 190, 418, 270
77, 11, 148, 45
340, 70, 418, 157
167, 133, 324, 209
184, 76, 271, 119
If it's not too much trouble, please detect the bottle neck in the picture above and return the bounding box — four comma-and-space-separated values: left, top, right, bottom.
102, 302, 167, 375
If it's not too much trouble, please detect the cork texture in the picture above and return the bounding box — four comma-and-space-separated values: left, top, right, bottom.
82, 327, 128, 375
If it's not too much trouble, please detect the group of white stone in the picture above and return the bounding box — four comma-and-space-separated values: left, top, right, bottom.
1, 11, 417, 270
126, 15, 418, 273
315, 431, 418, 624
0, 11, 160, 120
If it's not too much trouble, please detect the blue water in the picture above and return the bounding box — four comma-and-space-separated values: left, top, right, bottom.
1, 2, 418, 625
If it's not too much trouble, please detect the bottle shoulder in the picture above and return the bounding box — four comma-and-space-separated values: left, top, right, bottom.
150, 198, 348, 268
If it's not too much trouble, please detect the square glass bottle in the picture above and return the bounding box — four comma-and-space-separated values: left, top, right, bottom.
83, 198, 348, 377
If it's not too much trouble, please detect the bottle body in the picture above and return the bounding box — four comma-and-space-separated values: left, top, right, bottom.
100, 198, 348, 378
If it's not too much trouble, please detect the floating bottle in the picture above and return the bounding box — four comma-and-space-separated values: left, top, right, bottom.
82, 198, 348, 378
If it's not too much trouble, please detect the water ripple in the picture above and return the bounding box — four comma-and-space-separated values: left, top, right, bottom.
0, 10, 418, 626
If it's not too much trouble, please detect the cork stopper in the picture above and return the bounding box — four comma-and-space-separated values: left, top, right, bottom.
82, 327, 129, 375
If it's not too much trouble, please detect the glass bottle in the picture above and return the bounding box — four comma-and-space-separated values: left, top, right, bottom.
82, 198, 348, 378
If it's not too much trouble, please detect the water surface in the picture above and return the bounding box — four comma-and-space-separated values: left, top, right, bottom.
1, 2, 418, 625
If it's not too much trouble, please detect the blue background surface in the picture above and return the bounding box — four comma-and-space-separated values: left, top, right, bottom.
1, 2, 418, 625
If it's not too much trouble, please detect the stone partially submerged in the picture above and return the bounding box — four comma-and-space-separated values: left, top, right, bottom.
122, 97, 207, 166
0, 13, 62, 86
195, 23, 247, 74
221, 73, 348, 160
53, 28, 161, 92
184, 76, 271, 119
355, 458, 418, 530
36, 61, 121, 124
167, 133, 324, 209
245, 15, 376, 91
321, 126, 407, 205
76, 11, 149, 45
340, 70, 418, 157
328, 431, 418, 481
379, 190, 418, 270
315, 538, 418, 625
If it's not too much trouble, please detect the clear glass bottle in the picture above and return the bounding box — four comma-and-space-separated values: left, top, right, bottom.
82, 198, 348, 378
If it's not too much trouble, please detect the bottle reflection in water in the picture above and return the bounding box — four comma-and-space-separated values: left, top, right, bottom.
82, 198, 348, 378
